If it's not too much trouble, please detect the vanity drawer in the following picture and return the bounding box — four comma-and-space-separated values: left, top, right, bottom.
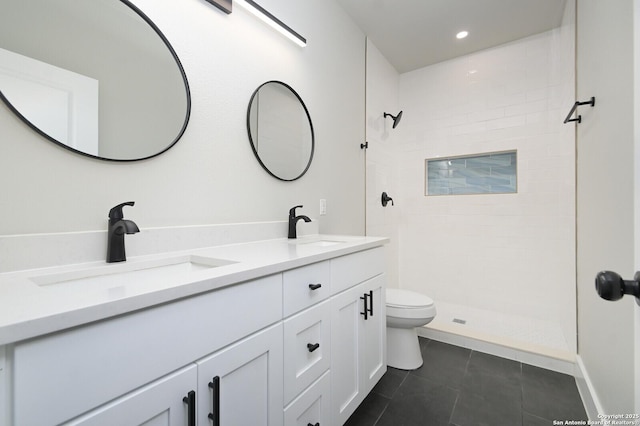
12, 274, 283, 426
284, 370, 331, 426
331, 247, 385, 294
283, 261, 331, 317
283, 299, 331, 404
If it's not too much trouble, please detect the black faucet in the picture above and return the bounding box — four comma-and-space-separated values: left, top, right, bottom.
288, 205, 311, 239
107, 201, 140, 263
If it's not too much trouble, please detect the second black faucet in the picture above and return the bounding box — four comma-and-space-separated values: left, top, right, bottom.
288, 205, 311, 239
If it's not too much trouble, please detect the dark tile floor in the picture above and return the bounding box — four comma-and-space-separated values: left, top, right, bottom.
346, 337, 587, 426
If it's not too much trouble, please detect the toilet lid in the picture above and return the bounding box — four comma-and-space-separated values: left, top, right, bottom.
386, 288, 434, 308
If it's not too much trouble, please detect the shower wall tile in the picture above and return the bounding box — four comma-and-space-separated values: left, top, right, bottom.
397, 21, 576, 353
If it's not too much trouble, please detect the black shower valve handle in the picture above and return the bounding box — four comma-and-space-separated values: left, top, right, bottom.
381, 192, 394, 207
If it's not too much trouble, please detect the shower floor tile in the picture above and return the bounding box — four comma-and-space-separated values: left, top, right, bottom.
345, 337, 587, 426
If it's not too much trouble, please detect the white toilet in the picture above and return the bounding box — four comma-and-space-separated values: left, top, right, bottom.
385, 288, 437, 370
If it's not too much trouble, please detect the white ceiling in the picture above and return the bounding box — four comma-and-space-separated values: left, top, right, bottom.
335, 0, 567, 73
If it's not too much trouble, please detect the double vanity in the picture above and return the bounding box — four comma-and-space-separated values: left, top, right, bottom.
0, 1, 379, 423
0, 234, 388, 426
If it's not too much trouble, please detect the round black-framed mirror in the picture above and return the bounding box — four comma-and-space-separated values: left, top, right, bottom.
0, 0, 191, 162
246, 81, 314, 181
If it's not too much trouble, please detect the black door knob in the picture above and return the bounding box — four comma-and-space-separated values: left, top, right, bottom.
595, 270, 640, 305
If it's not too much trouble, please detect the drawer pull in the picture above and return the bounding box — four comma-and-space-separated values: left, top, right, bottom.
208, 376, 220, 426
307, 423, 320, 426
308, 283, 322, 290
367, 290, 374, 316
307, 343, 320, 352
182, 390, 196, 426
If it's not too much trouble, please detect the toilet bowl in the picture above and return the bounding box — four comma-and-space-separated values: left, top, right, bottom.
386, 288, 436, 370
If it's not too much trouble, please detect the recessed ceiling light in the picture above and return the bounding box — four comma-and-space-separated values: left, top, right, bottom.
456, 31, 469, 39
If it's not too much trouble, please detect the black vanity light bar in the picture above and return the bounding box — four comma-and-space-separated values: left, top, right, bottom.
238, 0, 307, 47
206, 0, 232, 14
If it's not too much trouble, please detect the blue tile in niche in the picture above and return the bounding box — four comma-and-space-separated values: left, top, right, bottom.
474, 153, 514, 167
427, 160, 447, 170
490, 166, 517, 178
428, 159, 467, 170
429, 187, 451, 195
454, 167, 492, 179
451, 186, 491, 195
426, 151, 517, 195
466, 176, 511, 187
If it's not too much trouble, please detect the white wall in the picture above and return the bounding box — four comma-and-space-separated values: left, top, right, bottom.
0, 0, 365, 241
576, 0, 636, 414
365, 39, 401, 288
383, 15, 576, 352
635, 0, 640, 414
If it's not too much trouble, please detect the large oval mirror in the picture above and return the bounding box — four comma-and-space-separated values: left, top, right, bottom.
247, 81, 314, 181
0, 0, 190, 161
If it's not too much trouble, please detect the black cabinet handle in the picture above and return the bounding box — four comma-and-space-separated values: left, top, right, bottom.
309, 283, 322, 290
307, 423, 320, 426
367, 290, 374, 316
182, 390, 196, 426
307, 343, 320, 352
360, 293, 368, 320
208, 376, 220, 426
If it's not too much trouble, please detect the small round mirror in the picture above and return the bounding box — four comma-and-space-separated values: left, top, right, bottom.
247, 81, 314, 181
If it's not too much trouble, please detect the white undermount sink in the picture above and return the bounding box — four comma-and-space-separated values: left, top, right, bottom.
294, 237, 349, 247
299, 240, 344, 247
30, 255, 236, 289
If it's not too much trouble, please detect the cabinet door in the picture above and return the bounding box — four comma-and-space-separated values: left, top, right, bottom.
330, 284, 365, 425
361, 274, 386, 394
65, 365, 197, 426
331, 275, 387, 425
196, 323, 284, 426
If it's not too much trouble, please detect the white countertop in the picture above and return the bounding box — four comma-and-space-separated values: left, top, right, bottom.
0, 234, 388, 345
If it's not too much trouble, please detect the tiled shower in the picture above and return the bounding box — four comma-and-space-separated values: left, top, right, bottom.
366, 0, 576, 366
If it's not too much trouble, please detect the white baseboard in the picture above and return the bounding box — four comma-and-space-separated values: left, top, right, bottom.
574, 355, 602, 421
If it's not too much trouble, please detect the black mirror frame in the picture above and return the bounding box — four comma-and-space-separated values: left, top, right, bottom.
0, 0, 191, 162
246, 80, 315, 181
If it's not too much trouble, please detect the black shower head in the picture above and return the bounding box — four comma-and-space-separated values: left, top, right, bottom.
384, 110, 403, 129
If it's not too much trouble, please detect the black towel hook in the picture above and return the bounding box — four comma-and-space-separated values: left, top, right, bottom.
564, 97, 595, 124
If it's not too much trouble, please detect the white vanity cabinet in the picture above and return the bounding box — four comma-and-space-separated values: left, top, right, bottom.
3, 240, 387, 426
330, 248, 386, 425
11, 275, 283, 426
283, 247, 386, 426
63, 322, 284, 426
